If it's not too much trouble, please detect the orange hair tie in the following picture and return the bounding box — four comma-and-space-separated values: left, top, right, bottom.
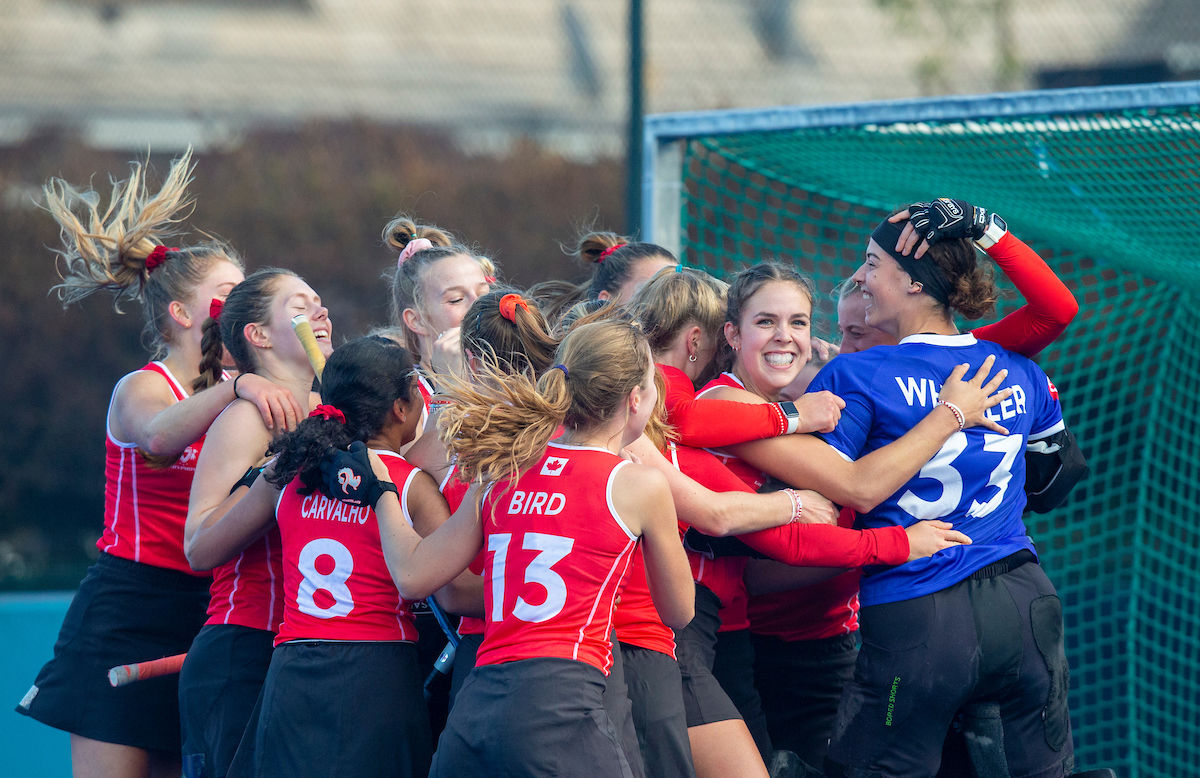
498, 293, 530, 323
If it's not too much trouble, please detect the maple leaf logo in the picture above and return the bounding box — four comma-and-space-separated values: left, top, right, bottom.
540, 456, 569, 476
1047, 378, 1059, 402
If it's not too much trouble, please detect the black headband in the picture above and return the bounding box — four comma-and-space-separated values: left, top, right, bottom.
869, 219, 953, 307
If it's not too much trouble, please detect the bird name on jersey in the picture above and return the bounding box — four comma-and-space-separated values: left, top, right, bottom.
506, 491, 568, 516
894, 376, 1028, 422
300, 492, 371, 525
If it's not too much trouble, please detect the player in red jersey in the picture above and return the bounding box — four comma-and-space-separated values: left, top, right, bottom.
694, 262, 1012, 772
383, 218, 497, 706
16, 152, 301, 778
180, 268, 330, 778
384, 215, 497, 393
718, 206, 1081, 772
185, 337, 448, 777
316, 318, 694, 777
407, 291, 558, 692
622, 267, 985, 778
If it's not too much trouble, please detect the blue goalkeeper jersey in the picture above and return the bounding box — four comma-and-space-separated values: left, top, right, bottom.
807, 333, 1064, 606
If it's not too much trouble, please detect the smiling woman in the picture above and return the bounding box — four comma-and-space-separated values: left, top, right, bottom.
178, 268, 331, 778
15, 151, 305, 778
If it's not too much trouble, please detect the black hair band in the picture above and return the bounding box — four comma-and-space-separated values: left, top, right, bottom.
869, 219, 953, 307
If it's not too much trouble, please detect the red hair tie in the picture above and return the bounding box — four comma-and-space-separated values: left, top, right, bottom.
484, 275, 496, 284
209, 297, 225, 322
597, 243, 626, 263
498, 293, 530, 323
144, 245, 177, 273
309, 405, 347, 424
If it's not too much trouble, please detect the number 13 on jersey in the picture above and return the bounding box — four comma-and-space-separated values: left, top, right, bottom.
488, 532, 575, 623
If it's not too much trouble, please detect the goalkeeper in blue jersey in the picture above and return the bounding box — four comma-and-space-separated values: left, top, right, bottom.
819, 204, 1083, 778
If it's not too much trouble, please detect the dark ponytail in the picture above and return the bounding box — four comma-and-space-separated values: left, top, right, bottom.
190, 267, 299, 395
574, 231, 676, 301
266, 337, 417, 495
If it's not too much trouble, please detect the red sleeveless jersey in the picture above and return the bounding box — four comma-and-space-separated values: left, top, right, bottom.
612, 544, 676, 657
698, 373, 861, 640
204, 408, 285, 632
273, 450, 418, 645
205, 529, 285, 632
440, 463, 485, 638
665, 442, 750, 613
474, 442, 640, 675
99, 362, 210, 575
696, 373, 770, 492
748, 509, 862, 642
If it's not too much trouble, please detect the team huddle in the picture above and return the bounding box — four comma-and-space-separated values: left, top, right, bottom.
17, 151, 1092, 778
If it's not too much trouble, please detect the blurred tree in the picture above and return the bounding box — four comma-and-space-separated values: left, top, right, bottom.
0, 123, 622, 589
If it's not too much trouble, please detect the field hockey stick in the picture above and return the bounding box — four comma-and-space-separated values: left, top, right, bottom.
422, 597, 460, 701
291, 314, 326, 381
107, 652, 187, 687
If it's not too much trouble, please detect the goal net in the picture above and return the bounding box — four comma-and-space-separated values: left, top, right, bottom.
643, 81, 1200, 778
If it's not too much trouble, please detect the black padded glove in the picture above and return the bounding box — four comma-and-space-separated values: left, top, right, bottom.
318, 440, 397, 510
230, 463, 265, 495
907, 198, 989, 245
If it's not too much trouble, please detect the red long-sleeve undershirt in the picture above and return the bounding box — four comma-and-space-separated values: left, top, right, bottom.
971, 231, 1079, 357
660, 364, 783, 448
671, 443, 909, 567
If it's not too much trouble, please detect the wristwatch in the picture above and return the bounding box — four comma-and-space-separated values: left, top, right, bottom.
778, 401, 802, 435
975, 212, 1008, 250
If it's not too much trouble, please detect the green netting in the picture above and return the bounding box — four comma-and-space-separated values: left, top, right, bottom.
671, 97, 1200, 778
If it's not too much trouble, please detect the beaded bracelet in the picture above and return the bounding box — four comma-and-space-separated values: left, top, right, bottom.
938, 399, 965, 431
783, 488, 804, 524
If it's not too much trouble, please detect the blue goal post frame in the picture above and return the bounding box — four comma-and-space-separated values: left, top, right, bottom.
639, 80, 1200, 253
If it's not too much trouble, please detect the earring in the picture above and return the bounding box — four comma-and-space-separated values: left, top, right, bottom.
688, 354, 697, 362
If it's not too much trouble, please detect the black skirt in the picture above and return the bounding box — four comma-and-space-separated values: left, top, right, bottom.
619, 643, 695, 778
432, 657, 636, 778
676, 583, 743, 728
179, 624, 276, 778
16, 553, 210, 752
251, 641, 432, 778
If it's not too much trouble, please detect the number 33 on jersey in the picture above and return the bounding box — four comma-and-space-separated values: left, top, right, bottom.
807, 333, 1065, 607
475, 443, 642, 675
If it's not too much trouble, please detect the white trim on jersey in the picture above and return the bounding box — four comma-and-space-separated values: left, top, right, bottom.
438, 460, 458, 493
898, 333, 978, 348
1029, 419, 1066, 441
373, 449, 416, 527
605, 460, 638, 541
694, 371, 745, 400
152, 360, 191, 398
573, 535, 638, 671
264, 533, 277, 631
131, 456, 141, 561
546, 441, 612, 454
106, 362, 190, 447
831, 447, 855, 463
223, 552, 245, 625
105, 448, 127, 554
398, 469, 418, 528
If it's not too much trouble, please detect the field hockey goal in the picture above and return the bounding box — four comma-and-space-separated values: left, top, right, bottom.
641, 81, 1200, 778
